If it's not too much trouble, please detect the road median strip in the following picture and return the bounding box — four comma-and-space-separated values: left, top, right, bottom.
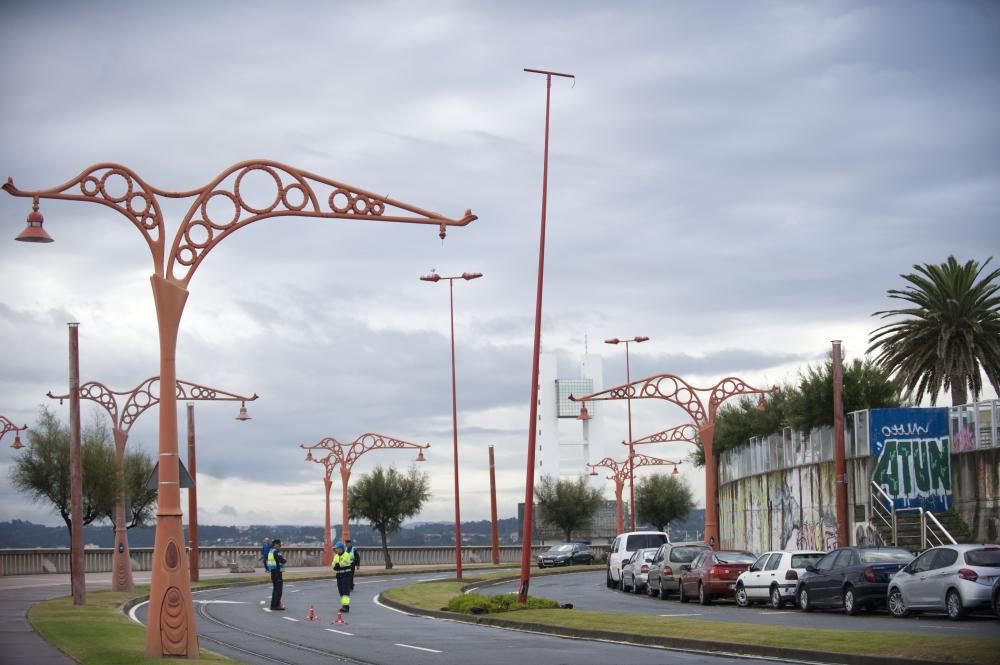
378, 572, 1000, 665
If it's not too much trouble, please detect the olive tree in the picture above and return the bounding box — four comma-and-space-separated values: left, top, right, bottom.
348, 466, 430, 569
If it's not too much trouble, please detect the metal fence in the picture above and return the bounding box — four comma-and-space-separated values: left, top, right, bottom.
0, 544, 611, 576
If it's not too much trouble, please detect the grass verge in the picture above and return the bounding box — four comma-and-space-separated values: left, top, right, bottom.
383, 573, 1000, 665
446, 592, 559, 613
28, 590, 230, 665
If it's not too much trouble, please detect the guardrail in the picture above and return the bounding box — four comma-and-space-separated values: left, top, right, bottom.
0, 544, 611, 576
869, 480, 956, 551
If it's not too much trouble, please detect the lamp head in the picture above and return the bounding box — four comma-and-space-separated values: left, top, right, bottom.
236, 401, 252, 421
461, 272, 483, 280
672, 465, 679, 475
576, 404, 592, 421
304, 449, 314, 462
604, 338, 620, 345
16, 201, 53, 243
756, 394, 767, 413
10, 432, 24, 450
633, 336, 650, 343
416, 449, 426, 462
420, 272, 442, 282
588, 467, 599, 477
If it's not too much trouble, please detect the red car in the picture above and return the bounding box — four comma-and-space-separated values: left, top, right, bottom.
678, 549, 757, 605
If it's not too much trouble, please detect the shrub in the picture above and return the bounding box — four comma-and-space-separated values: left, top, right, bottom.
445, 592, 560, 614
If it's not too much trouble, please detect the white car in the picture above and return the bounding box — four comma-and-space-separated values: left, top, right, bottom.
606, 531, 669, 588
888, 544, 1000, 620
735, 549, 825, 609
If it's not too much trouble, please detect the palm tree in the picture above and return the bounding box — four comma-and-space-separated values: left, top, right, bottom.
868, 256, 1000, 405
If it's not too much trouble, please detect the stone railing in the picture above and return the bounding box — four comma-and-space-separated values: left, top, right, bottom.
0, 544, 610, 576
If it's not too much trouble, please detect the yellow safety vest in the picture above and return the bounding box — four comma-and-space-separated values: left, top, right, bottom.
267, 549, 284, 572
332, 551, 354, 573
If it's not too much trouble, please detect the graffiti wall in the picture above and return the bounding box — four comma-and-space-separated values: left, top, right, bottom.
719, 462, 842, 552
869, 408, 951, 512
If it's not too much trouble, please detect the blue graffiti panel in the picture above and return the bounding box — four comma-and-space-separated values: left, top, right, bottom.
869, 408, 951, 511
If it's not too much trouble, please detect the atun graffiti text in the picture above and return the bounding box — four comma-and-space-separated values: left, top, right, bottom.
872, 438, 951, 511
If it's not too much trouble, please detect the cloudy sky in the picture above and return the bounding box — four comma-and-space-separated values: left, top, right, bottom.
1, 1, 997, 529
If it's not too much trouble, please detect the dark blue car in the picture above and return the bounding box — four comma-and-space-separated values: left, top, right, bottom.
797, 546, 913, 615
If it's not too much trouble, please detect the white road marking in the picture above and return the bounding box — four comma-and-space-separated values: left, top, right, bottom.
282, 617, 299, 622
128, 600, 148, 625
290, 589, 301, 593
416, 576, 446, 582
259, 600, 266, 605
326, 628, 354, 636
373, 593, 416, 616
262, 608, 272, 613
396, 643, 442, 653
193, 599, 248, 604
657, 613, 704, 617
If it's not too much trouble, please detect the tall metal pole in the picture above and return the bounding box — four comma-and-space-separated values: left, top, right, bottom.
625, 341, 635, 530
68, 322, 85, 606
519, 67, 573, 604
489, 444, 499, 565
186, 403, 199, 583
448, 278, 464, 578
832, 340, 849, 547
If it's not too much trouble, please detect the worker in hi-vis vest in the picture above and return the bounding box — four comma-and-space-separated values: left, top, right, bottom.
266, 539, 287, 610
332, 540, 354, 612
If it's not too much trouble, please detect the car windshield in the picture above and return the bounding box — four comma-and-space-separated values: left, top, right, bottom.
861, 549, 913, 563
714, 552, 755, 564
964, 548, 1000, 566
670, 546, 708, 563
791, 553, 824, 568
547, 544, 573, 553
626, 533, 667, 550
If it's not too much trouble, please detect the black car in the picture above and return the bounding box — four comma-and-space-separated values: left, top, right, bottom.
537, 542, 594, 568
797, 546, 913, 615
993, 576, 1000, 618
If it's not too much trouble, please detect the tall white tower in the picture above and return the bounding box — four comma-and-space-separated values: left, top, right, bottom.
536, 352, 610, 490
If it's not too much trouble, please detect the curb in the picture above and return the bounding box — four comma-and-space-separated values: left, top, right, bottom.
378, 576, 967, 665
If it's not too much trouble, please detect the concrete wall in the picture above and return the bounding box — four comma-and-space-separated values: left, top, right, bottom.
952, 446, 1000, 542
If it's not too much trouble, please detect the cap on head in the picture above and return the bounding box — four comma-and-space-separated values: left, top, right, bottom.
272, 539, 281, 546
334, 540, 345, 549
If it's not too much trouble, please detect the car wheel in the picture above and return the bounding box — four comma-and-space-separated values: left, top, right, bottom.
679, 582, 689, 603
606, 570, 614, 588
647, 580, 658, 597
657, 580, 667, 600
799, 587, 813, 612
621, 575, 629, 592
735, 583, 750, 608
946, 589, 968, 621
770, 585, 785, 610
888, 588, 909, 618
844, 586, 859, 616
698, 582, 712, 606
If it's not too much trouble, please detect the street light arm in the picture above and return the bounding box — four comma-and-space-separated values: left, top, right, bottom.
4, 165, 166, 272
707, 377, 774, 421
628, 423, 700, 447
0, 415, 28, 442
344, 432, 430, 467
48, 381, 121, 426
166, 160, 477, 285
571, 373, 708, 426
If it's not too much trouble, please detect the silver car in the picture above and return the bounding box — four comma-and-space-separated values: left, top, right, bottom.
888, 544, 1000, 620
621, 547, 660, 594
646, 542, 711, 599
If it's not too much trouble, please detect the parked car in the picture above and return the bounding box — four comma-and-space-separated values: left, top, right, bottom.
678, 549, 756, 605
537, 542, 595, 568
736, 550, 825, 609
797, 546, 913, 615
646, 542, 711, 599
887, 544, 1000, 620
993, 576, 1000, 617
621, 548, 660, 593
606, 531, 669, 588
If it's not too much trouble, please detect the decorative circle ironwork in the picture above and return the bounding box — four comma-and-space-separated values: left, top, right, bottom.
234, 165, 281, 215
99, 169, 134, 204
329, 189, 352, 214
177, 246, 196, 266
281, 183, 308, 211
127, 192, 151, 217
201, 190, 239, 229
184, 220, 214, 250
81, 176, 100, 197
370, 199, 385, 215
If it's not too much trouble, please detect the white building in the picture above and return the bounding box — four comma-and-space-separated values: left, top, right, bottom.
536, 352, 612, 490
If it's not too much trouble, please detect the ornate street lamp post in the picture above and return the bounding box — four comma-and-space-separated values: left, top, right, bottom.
604, 335, 649, 530
49, 378, 255, 591
0, 415, 27, 449
587, 453, 680, 534
519, 67, 574, 604
301, 433, 429, 561
6, 160, 475, 658
573, 374, 772, 549
625, 423, 700, 449
420, 270, 481, 579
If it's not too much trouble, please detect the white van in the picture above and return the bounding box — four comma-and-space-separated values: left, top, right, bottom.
606, 531, 669, 588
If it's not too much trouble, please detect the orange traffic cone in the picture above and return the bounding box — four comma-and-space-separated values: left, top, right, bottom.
333, 608, 347, 625
304, 605, 318, 621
